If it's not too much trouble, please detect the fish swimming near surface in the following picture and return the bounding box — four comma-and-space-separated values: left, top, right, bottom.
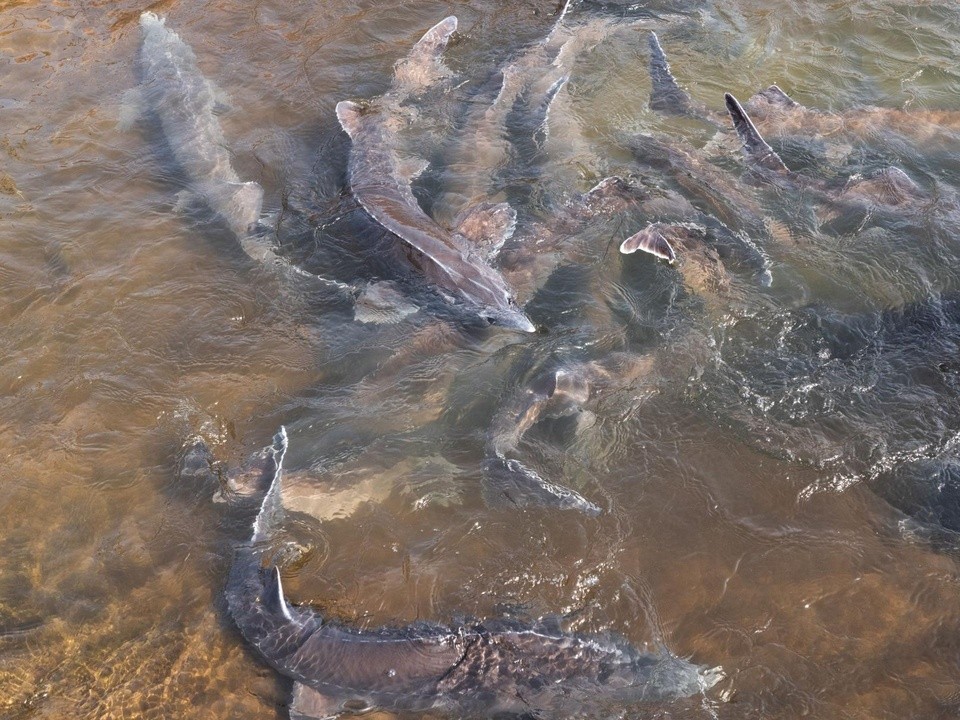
483, 352, 657, 517
337, 18, 536, 332
223, 428, 720, 719
137, 12, 275, 262
436, 0, 631, 216
723, 91, 930, 225
647, 34, 928, 214
648, 30, 960, 147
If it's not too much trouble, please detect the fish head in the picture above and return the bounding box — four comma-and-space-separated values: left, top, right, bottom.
479, 299, 537, 333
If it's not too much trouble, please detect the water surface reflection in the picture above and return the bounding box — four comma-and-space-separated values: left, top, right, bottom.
3, 0, 960, 718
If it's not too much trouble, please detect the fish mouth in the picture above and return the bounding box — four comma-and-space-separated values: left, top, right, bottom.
482, 309, 537, 333
504, 311, 537, 333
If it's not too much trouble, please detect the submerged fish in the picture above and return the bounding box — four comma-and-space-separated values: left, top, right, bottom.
484, 352, 656, 517
337, 18, 535, 332
438, 1, 629, 216
744, 83, 960, 146
224, 428, 719, 718
137, 12, 271, 261
724, 91, 930, 223
622, 133, 776, 287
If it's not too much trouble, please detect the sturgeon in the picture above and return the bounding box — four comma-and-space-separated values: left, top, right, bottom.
648, 31, 960, 146
337, 18, 536, 332
138, 12, 271, 261
724, 91, 928, 219
225, 428, 719, 718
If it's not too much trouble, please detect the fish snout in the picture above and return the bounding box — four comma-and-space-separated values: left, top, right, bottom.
482, 305, 537, 333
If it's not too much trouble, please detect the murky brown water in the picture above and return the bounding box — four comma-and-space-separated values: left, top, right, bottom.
3, 0, 960, 718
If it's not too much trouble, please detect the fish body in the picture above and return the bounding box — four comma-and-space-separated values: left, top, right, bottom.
138, 12, 266, 256
337, 18, 535, 332
225, 429, 718, 718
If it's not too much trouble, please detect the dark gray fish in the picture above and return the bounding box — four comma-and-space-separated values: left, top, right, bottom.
438, 3, 628, 214
624, 135, 775, 286
226, 429, 720, 718
337, 18, 535, 332
724, 91, 930, 220
137, 12, 269, 261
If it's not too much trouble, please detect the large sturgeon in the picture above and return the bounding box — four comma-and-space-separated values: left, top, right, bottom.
648, 31, 960, 146
225, 428, 720, 718
337, 18, 536, 332
137, 12, 272, 262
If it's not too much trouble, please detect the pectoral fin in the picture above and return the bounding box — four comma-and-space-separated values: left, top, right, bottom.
453, 202, 517, 259
353, 280, 420, 324
392, 16, 458, 96
290, 684, 342, 720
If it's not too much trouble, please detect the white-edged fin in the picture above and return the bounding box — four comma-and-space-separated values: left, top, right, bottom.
354, 280, 420, 324
648, 32, 692, 115
290, 684, 342, 720
482, 457, 601, 516
392, 16, 458, 96
251, 427, 287, 545
336, 100, 364, 139
454, 202, 517, 259
724, 92, 789, 175
263, 565, 295, 622
620, 225, 677, 263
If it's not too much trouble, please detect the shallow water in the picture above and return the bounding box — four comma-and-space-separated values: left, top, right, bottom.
3, 0, 960, 718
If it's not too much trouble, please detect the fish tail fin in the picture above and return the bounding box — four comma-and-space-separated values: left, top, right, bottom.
620, 223, 677, 263
648, 32, 692, 115
250, 427, 288, 545
724, 92, 789, 174
392, 16, 458, 96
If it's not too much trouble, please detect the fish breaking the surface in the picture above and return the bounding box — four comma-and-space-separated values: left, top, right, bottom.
337, 18, 536, 332
222, 429, 720, 718
137, 12, 272, 261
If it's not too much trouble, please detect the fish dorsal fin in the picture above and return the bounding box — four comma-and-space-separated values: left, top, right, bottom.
648, 32, 693, 115
336, 100, 364, 139
620, 224, 677, 263
392, 16, 458, 96
453, 202, 517, 260
263, 565, 295, 622
724, 92, 789, 175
